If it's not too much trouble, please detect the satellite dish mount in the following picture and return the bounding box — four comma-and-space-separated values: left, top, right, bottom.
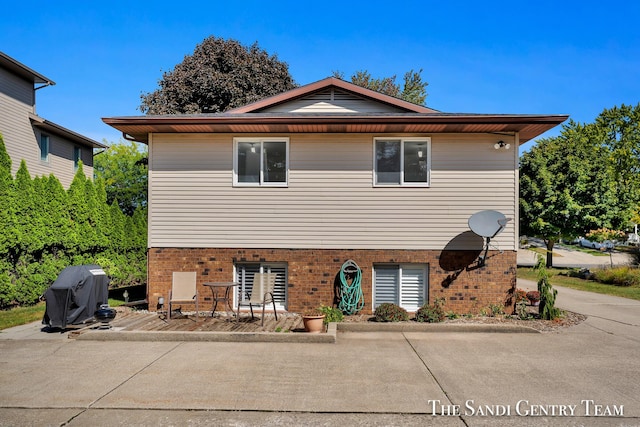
468, 210, 512, 267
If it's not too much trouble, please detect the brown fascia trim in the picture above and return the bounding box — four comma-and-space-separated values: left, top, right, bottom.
103, 113, 569, 127
227, 77, 438, 114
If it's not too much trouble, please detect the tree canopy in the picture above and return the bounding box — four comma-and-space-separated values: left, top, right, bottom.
520, 104, 640, 267
93, 141, 148, 216
332, 69, 428, 105
139, 36, 297, 114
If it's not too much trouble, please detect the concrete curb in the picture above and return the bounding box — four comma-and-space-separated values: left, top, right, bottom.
74, 322, 337, 343
72, 321, 537, 343
337, 322, 539, 333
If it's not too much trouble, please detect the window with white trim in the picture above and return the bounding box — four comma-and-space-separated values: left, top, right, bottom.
374, 137, 430, 186
40, 134, 50, 162
234, 138, 288, 186
373, 264, 428, 311
235, 263, 287, 310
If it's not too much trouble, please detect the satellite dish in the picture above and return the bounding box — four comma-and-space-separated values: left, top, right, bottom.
468, 210, 509, 239
468, 210, 512, 266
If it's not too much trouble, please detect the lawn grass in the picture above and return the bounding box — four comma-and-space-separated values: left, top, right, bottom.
517, 267, 640, 301
0, 298, 125, 331
0, 302, 46, 330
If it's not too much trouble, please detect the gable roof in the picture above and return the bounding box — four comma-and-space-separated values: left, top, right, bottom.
228, 77, 438, 114
103, 77, 568, 144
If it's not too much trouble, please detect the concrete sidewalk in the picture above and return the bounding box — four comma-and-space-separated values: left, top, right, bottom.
1, 280, 639, 426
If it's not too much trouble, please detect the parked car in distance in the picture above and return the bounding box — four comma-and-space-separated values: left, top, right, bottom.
579, 238, 603, 249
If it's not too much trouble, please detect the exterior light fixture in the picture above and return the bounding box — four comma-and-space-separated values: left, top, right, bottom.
250, 143, 256, 153
494, 141, 510, 150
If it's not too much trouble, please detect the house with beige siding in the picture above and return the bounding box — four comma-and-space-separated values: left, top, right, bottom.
104, 77, 567, 315
0, 52, 106, 187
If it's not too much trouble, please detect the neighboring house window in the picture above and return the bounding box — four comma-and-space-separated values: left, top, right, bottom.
234, 138, 288, 186
235, 263, 287, 310
374, 137, 431, 186
40, 134, 50, 162
373, 264, 428, 311
73, 147, 81, 171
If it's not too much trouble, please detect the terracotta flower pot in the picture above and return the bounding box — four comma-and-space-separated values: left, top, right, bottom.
302, 314, 325, 333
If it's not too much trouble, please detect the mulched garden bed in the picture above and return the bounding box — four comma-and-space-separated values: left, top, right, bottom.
342, 308, 587, 333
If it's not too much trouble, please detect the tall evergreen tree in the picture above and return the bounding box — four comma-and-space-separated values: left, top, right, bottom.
0, 134, 15, 306
43, 174, 72, 252
12, 161, 42, 255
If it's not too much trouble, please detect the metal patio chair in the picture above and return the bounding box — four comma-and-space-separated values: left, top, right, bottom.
237, 272, 278, 326
168, 271, 199, 320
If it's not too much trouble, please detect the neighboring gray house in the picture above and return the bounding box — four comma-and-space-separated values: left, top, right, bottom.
0, 52, 106, 187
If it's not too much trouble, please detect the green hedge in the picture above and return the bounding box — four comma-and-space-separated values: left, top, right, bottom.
0, 134, 147, 308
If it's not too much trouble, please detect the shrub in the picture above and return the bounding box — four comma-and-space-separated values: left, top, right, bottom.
415, 298, 445, 323
592, 266, 640, 287
535, 255, 562, 320
515, 300, 532, 320
319, 305, 344, 324
374, 303, 409, 322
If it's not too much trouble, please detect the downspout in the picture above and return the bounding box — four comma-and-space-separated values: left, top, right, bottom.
122, 132, 140, 142
34, 82, 54, 91
33, 81, 54, 115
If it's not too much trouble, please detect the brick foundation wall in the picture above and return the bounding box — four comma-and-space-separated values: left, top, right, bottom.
148, 248, 517, 315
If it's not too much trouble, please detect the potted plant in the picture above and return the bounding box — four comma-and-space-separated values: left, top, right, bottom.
302, 308, 326, 333
526, 290, 540, 306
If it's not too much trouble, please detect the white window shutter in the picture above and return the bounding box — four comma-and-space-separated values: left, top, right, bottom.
374, 267, 399, 307
400, 267, 426, 311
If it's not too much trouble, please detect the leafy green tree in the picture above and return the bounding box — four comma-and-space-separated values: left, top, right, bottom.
332, 69, 428, 105
94, 141, 148, 216
592, 103, 640, 226
520, 120, 621, 267
139, 36, 297, 114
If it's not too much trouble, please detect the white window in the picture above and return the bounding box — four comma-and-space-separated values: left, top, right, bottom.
234, 138, 288, 186
373, 264, 428, 311
40, 134, 49, 162
374, 137, 430, 186
235, 263, 287, 310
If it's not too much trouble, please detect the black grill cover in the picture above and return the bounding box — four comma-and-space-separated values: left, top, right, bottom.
42, 265, 109, 328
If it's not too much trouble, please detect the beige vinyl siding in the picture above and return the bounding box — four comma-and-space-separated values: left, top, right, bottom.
0, 68, 93, 187
0, 68, 36, 178
149, 133, 517, 251
262, 88, 405, 113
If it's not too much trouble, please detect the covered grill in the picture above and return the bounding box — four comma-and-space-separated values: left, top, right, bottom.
42, 265, 109, 329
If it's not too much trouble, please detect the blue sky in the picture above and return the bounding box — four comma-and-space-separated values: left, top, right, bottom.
4, 1, 640, 153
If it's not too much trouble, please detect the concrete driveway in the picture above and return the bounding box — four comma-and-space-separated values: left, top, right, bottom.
0, 281, 638, 426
